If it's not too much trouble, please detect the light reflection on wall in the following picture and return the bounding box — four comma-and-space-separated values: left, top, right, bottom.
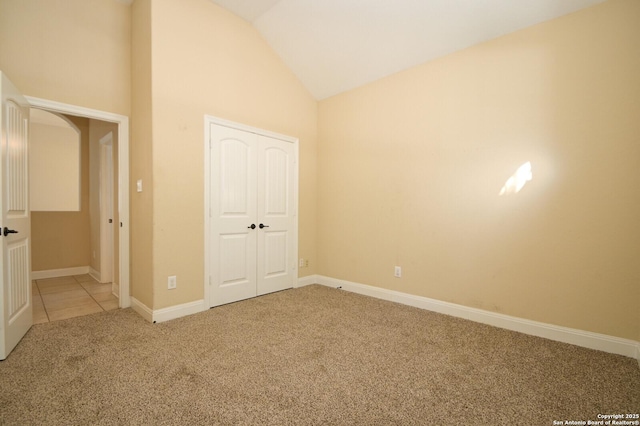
499, 161, 532, 195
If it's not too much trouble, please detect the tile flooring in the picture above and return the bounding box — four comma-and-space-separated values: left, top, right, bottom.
32, 274, 119, 324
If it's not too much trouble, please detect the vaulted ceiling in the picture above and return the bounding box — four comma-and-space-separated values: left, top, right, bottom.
210, 0, 606, 99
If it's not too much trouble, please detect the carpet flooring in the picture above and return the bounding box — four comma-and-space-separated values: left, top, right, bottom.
1, 285, 638, 425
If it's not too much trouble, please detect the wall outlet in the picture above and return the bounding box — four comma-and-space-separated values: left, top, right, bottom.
299, 258, 305, 268
168, 275, 177, 289
394, 266, 402, 278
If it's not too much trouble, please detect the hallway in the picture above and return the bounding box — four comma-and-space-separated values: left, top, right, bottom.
32, 275, 119, 324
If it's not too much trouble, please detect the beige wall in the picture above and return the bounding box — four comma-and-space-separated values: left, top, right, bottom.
318, 0, 640, 341
31, 116, 91, 271
146, 0, 317, 309
30, 120, 81, 212
0, 0, 131, 116
131, 0, 154, 307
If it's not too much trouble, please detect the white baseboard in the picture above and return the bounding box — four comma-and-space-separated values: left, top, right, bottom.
31, 266, 90, 280
130, 297, 206, 324
89, 267, 101, 283
296, 274, 318, 287
152, 300, 206, 323
112, 282, 120, 298
312, 275, 639, 360
130, 297, 153, 322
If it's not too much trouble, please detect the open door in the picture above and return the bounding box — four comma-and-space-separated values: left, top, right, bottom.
0, 71, 32, 360
99, 132, 114, 284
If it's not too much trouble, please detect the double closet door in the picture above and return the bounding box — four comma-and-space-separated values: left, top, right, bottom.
209, 123, 297, 307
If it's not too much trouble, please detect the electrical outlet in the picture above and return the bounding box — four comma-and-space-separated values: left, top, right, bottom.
168, 275, 177, 290
394, 266, 402, 278
299, 258, 305, 268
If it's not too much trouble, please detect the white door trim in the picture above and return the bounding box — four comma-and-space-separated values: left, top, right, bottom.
26, 96, 131, 309
204, 115, 299, 310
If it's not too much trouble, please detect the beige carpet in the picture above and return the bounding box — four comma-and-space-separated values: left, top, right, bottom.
1, 285, 638, 425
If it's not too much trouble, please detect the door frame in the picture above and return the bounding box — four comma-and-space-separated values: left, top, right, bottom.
203, 115, 299, 309
27, 96, 131, 308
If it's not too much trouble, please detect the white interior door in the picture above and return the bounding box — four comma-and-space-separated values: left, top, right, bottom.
0, 72, 32, 360
256, 135, 295, 296
209, 123, 296, 307
210, 125, 258, 306
100, 134, 114, 284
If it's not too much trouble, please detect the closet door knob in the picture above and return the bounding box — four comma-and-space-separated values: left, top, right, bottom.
247, 224, 256, 229
3, 227, 18, 237
259, 224, 269, 229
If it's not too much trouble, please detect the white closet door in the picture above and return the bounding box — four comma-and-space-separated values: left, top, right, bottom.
210, 125, 258, 307
256, 135, 295, 296
209, 123, 297, 307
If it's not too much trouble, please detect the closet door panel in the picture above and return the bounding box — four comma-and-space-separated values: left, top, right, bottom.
256, 136, 295, 296
210, 125, 257, 306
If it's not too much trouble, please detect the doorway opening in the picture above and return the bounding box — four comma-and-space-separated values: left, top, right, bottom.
26, 96, 130, 309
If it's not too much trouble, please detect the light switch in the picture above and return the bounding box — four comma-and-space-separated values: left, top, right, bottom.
137, 179, 142, 192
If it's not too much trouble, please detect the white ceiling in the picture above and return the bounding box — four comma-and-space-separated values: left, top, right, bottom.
210, 0, 605, 100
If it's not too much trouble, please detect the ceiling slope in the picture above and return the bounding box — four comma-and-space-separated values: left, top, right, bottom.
213, 0, 606, 100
